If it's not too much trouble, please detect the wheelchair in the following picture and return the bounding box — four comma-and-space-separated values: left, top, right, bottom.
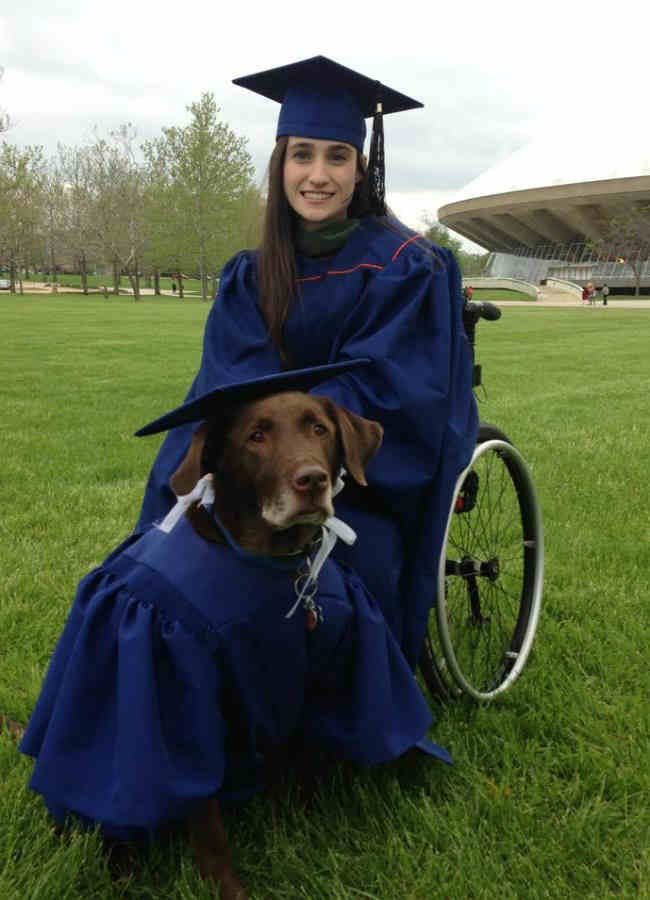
419, 301, 544, 702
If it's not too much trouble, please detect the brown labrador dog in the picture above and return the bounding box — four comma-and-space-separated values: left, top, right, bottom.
5, 392, 383, 900
175, 391, 383, 897
5, 391, 382, 899
0, 392, 383, 900
174, 391, 383, 557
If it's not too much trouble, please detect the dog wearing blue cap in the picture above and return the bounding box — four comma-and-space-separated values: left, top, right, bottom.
19, 361, 450, 898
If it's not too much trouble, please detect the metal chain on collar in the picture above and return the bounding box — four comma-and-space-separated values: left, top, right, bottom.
291, 531, 324, 626
284, 516, 357, 625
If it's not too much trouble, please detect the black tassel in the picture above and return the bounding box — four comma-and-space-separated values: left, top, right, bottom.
367, 85, 386, 217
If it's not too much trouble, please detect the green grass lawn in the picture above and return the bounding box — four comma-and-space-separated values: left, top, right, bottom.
471, 289, 536, 302
1, 296, 649, 898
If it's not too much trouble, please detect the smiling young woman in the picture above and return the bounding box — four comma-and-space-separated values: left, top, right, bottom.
137, 55, 478, 671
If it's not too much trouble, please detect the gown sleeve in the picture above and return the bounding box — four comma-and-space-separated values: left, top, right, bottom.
135, 252, 283, 531
19, 564, 227, 838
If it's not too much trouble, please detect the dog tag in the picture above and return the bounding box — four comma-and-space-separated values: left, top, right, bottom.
305, 609, 318, 631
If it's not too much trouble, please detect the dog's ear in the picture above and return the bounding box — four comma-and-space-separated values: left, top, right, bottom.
319, 399, 383, 486
169, 423, 209, 496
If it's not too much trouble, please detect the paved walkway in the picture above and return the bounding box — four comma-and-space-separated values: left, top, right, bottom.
19, 282, 198, 297
16, 281, 650, 308
499, 286, 650, 309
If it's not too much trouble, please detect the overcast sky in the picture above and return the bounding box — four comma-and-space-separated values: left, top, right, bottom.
2, 1, 648, 249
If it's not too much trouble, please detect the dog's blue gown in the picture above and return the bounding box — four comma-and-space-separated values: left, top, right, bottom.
136, 218, 478, 666
20, 512, 445, 839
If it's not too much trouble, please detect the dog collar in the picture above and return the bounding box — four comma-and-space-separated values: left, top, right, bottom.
285, 516, 357, 624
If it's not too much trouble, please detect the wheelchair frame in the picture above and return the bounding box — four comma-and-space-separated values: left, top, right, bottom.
419, 301, 544, 702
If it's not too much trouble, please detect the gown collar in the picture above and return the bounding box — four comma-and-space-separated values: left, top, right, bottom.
295, 218, 361, 258
295, 215, 385, 277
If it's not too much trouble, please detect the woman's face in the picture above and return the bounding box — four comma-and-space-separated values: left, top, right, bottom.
283, 136, 360, 230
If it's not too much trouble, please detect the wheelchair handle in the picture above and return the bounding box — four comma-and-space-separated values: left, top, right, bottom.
462, 300, 501, 389
464, 300, 502, 323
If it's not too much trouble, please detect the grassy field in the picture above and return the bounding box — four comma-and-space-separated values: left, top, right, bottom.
1, 296, 649, 899
470, 289, 535, 302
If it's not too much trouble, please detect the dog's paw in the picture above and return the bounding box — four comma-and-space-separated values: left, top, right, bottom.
0, 715, 25, 740
197, 857, 248, 899
218, 870, 249, 900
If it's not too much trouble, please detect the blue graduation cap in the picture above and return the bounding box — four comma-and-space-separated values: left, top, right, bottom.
233, 56, 423, 215
135, 358, 372, 436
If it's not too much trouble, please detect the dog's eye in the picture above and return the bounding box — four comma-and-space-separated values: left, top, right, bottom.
313, 423, 328, 436
249, 430, 265, 443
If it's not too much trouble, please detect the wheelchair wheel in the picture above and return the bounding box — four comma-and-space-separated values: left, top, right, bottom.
420, 424, 543, 701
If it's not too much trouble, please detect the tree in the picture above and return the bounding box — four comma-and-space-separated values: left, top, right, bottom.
422, 216, 464, 258
0, 143, 45, 292
39, 160, 68, 284
422, 215, 489, 277
587, 204, 650, 296
142, 139, 195, 298
0, 67, 11, 134
56, 144, 99, 293
144, 93, 255, 300
85, 126, 147, 299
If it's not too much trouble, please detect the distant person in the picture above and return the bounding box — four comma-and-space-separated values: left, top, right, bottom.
171, 281, 177, 294
602, 283, 610, 306
463, 285, 474, 302
582, 286, 589, 304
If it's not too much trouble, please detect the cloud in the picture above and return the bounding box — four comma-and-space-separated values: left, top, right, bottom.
2, 0, 649, 203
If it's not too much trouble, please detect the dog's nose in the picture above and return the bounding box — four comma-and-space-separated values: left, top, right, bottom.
292, 465, 329, 493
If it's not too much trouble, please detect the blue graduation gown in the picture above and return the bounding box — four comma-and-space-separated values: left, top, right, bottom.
136, 217, 478, 666
20, 514, 443, 839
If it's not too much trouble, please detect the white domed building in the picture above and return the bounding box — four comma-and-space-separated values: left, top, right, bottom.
438, 127, 650, 291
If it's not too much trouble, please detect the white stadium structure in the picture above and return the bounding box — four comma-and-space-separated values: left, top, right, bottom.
438, 127, 650, 292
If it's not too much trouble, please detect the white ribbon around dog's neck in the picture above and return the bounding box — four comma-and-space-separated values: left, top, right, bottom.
332, 466, 347, 498
156, 474, 215, 534
158, 468, 349, 539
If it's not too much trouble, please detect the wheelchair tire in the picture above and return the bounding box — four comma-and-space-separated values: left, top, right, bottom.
419, 424, 544, 701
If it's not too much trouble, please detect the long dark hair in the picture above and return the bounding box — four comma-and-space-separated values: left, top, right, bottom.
257, 138, 374, 360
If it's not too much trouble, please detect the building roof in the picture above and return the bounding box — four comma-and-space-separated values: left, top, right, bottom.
438, 128, 650, 251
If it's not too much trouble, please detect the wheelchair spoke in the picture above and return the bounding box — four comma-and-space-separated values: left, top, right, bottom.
430, 435, 542, 699
452, 496, 493, 560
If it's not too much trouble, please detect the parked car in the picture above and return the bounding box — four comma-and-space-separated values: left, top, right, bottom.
0, 279, 11, 290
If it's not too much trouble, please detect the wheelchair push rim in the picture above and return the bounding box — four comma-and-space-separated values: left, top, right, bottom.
435, 437, 544, 701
